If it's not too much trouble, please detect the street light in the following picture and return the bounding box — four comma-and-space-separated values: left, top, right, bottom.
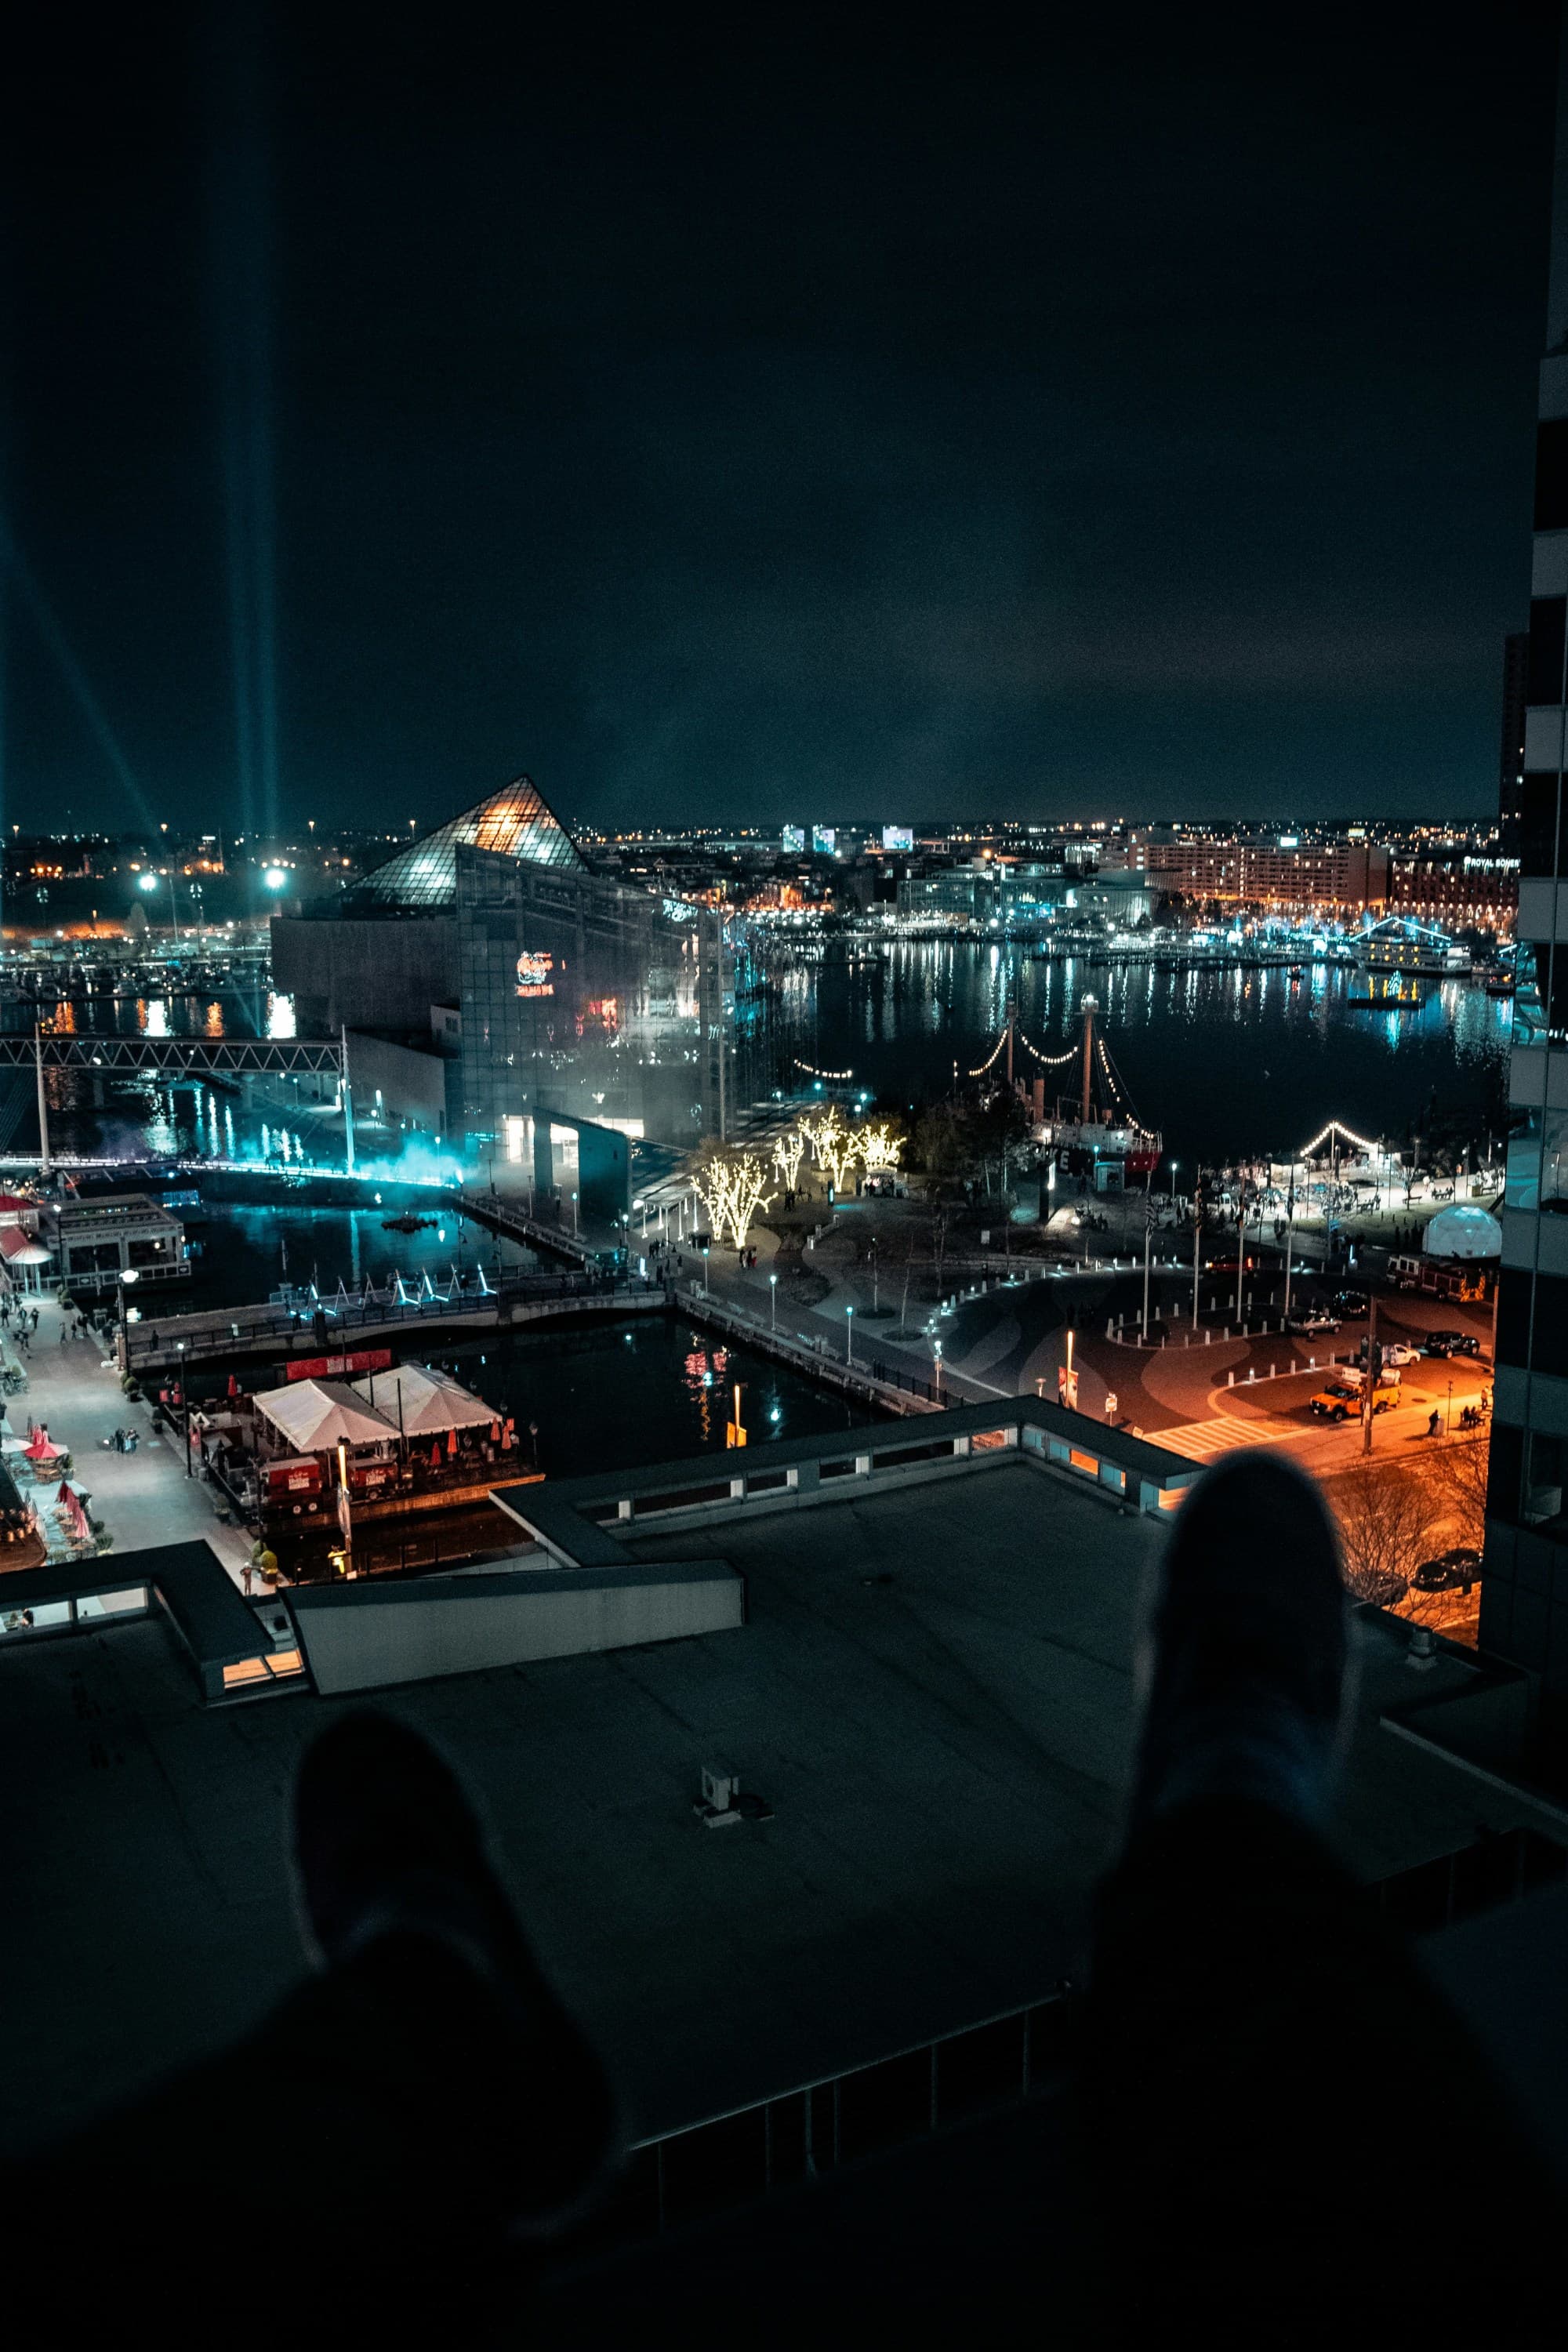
769, 1271, 778, 1330
702, 1243, 710, 1296
845, 1303, 855, 1365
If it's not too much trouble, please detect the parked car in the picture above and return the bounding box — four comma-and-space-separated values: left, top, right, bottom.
1330, 1290, 1370, 1319
1287, 1309, 1341, 1335
1356, 1568, 1410, 1609
1412, 1547, 1483, 1594
1423, 1330, 1482, 1359
1358, 1338, 1418, 1368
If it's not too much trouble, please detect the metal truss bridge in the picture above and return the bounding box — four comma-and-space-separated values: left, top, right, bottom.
0, 1034, 343, 1076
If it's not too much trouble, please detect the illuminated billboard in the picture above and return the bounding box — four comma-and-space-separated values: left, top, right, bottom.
781, 825, 806, 854
515, 949, 555, 998
882, 825, 913, 852
812, 825, 837, 855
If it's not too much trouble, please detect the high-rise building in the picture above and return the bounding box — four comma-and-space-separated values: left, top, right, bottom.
1501, 629, 1530, 848
1482, 42, 1568, 1744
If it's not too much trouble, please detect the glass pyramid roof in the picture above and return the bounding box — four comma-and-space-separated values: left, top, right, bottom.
350, 777, 585, 909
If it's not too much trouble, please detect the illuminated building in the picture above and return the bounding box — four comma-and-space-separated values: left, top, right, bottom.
270, 775, 735, 1172
1485, 48, 1568, 1748
1138, 833, 1391, 914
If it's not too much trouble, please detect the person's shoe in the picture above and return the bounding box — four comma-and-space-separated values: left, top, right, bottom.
293, 1709, 621, 2234
1129, 1450, 1351, 1833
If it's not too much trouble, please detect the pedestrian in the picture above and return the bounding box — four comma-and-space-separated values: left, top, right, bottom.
58, 1325, 67, 1347
241, 1561, 254, 1596
31, 1306, 39, 1334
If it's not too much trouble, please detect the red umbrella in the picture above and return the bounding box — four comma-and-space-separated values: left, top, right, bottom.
446, 1426, 458, 1457
429, 1441, 442, 1472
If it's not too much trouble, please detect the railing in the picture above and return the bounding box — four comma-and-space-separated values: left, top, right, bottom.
123, 1270, 670, 1370
564, 1987, 1076, 2255
679, 1287, 935, 1416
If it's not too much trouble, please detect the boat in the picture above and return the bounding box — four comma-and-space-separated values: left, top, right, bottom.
381, 1213, 437, 1235
1287, 964, 1304, 982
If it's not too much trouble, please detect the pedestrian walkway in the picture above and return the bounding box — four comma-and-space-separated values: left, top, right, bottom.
1157, 1410, 1299, 1462
4, 1293, 252, 1589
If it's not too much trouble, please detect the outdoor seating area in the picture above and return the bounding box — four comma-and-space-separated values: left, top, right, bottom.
187, 1359, 524, 1541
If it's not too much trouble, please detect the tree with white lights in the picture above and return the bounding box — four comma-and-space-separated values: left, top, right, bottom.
773, 1127, 807, 1192
860, 1120, 903, 1172
724, 1149, 776, 1251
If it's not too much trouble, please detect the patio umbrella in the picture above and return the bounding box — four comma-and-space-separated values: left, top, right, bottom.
446, 1426, 458, 1457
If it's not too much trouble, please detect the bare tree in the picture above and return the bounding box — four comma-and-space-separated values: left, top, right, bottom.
1329, 1461, 1446, 1604
1425, 1431, 1490, 1551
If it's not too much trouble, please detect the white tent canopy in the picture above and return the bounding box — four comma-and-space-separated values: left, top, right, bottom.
1423, 1204, 1503, 1262
350, 1362, 495, 1438
252, 1379, 398, 1454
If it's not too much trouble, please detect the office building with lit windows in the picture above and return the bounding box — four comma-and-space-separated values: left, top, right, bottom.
1485, 62, 1568, 1744
270, 776, 734, 1185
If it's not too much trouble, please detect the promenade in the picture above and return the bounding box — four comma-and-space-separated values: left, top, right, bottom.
8, 1294, 252, 1588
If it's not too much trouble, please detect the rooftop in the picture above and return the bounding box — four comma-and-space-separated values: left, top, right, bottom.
4, 1444, 1564, 2161
344, 775, 585, 911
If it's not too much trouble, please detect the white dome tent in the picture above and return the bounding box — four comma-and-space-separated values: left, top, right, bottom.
1423, 1204, 1502, 1262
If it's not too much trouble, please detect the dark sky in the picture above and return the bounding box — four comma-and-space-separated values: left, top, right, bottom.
2, 5, 1559, 837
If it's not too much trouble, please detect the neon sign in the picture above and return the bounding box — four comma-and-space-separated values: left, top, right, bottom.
516, 950, 554, 999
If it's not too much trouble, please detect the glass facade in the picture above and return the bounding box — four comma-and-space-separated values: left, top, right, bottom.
1480, 86, 1568, 1729
273, 775, 735, 1156
451, 845, 731, 1160
350, 779, 586, 910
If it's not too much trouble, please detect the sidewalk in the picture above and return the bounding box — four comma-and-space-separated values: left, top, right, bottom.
8, 1295, 253, 1590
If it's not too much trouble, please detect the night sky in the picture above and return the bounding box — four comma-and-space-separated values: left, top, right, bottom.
2, 6, 1559, 837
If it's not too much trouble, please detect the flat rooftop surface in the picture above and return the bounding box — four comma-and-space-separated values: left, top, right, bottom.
3, 1456, 1561, 2154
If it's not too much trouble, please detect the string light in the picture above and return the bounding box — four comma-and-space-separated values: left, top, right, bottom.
1017, 1029, 1076, 1067
1297, 1119, 1381, 1160
793, 1056, 853, 1080
967, 1033, 1008, 1077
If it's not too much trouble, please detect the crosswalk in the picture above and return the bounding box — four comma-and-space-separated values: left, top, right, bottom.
1157, 1411, 1299, 1462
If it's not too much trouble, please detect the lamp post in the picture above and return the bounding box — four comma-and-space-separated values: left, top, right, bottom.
571, 1189, 579, 1238
769, 1271, 778, 1330
1191, 1171, 1203, 1331
702, 1244, 710, 1297
933, 1336, 943, 1399
845, 1303, 855, 1366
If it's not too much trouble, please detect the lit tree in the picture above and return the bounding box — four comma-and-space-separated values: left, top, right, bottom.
773, 1127, 807, 1191
725, 1150, 776, 1251
818, 1124, 864, 1195
691, 1149, 776, 1251
861, 1120, 904, 1172
800, 1105, 844, 1168
691, 1156, 737, 1243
